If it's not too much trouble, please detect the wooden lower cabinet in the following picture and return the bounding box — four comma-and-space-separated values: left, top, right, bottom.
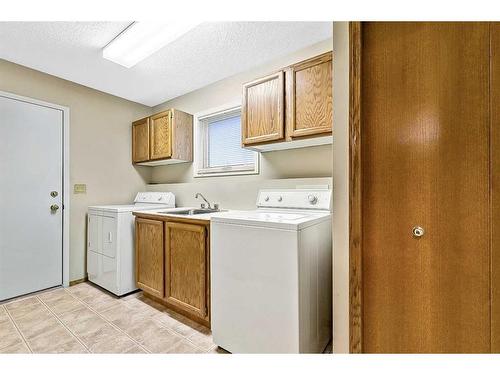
135, 218, 164, 298
165, 222, 209, 321
134, 214, 210, 327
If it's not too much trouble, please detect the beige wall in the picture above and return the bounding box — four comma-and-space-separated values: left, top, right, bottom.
0, 59, 152, 281
332, 22, 350, 353
0, 36, 334, 283
148, 177, 332, 210
150, 39, 334, 199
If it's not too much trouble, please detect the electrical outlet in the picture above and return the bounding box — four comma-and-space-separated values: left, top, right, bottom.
74, 184, 87, 194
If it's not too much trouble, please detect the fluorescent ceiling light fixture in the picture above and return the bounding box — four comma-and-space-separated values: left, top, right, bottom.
103, 21, 200, 68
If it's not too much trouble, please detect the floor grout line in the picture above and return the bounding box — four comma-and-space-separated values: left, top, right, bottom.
67, 285, 212, 353
4, 284, 219, 354
2, 304, 33, 353
137, 302, 215, 353
63, 287, 151, 353
36, 295, 91, 353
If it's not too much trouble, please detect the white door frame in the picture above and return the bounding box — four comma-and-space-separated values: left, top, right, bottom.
0, 90, 70, 287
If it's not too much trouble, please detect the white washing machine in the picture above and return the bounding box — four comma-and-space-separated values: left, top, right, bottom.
210, 188, 332, 353
87, 192, 175, 296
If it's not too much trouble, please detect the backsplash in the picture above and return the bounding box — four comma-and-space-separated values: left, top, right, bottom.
147, 177, 332, 210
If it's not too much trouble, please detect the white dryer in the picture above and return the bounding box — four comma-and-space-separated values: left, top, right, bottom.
87, 192, 175, 296
210, 189, 332, 353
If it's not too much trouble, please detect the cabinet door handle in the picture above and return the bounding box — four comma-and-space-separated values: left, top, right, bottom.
108, 232, 112, 243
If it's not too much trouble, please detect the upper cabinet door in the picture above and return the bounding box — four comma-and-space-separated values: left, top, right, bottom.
150, 110, 172, 160
242, 71, 285, 145
132, 117, 150, 163
286, 52, 333, 139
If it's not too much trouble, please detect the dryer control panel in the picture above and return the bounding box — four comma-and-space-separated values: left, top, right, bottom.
134, 192, 175, 206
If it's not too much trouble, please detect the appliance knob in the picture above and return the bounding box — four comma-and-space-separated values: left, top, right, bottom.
264, 196, 270, 202
278, 196, 283, 202
308, 195, 318, 205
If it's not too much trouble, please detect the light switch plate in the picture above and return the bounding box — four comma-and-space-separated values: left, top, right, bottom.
74, 184, 87, 194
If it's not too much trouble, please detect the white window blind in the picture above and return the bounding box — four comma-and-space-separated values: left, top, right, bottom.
195, 106, 259, 177
207, 115, 254, 168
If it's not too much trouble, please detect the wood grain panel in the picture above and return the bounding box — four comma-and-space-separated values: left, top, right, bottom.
150, 110, 172, 160
360, 22, 490, 353
171, 109, 193, 162
286, 52, 333, 140
349, 21, 363, 354
242, 71, 285, 145
132, 117, 149, 163
165, 221, 208, 320
135, 218, 164, 298
491, 22, 500, 353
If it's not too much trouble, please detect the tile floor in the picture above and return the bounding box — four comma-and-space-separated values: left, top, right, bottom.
0, 282, 332, 354
0, 282, 225, 354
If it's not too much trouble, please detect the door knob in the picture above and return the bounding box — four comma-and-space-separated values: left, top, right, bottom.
412, 226, 425, 238
50, 204, 60, 212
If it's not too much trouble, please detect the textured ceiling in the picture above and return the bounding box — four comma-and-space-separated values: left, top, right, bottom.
0, 22, 331, 106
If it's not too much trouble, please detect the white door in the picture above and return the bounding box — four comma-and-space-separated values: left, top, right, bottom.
0, 95, 63, 301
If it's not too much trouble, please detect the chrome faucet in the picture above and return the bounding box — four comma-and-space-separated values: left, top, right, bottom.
195, 193, 212, 209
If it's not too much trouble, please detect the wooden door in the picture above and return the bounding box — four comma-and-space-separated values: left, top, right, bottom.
359, 22, 490, 353
165, 221, 208, 320
286, 52, 332, 139
491, 22, 500, 353
150, 110, 172, 160
135, 218, 164, 298
242, 71, 285, 145
132, 117, 150, 163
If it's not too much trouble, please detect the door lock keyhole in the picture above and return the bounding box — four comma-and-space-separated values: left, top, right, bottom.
412, 226, 425, 238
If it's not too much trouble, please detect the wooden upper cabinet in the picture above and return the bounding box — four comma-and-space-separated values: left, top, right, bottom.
150, 110, 172, 160
286, 52, 333, 139
135, 218, 164, 298
132, 117, 150, 163
165, 221, 209, 321
132, 109, 193, 165
241, 52, 333, 151
242, 71, 285, 145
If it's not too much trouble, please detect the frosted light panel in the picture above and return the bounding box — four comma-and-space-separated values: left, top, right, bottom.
103, 21, 200, 68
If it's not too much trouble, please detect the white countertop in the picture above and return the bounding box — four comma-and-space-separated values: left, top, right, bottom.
132, 207, 231, 222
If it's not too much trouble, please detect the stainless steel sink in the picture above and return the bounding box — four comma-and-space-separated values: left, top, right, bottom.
158, 208, 223, 216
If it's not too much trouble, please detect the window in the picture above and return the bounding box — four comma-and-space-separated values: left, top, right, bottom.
194, 106, 259, 177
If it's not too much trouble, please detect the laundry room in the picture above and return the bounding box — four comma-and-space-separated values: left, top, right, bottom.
0, 19, 334, 355
3, 2, 500, 375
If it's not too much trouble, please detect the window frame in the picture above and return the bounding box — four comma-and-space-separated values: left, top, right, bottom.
193, 104, 259, 178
